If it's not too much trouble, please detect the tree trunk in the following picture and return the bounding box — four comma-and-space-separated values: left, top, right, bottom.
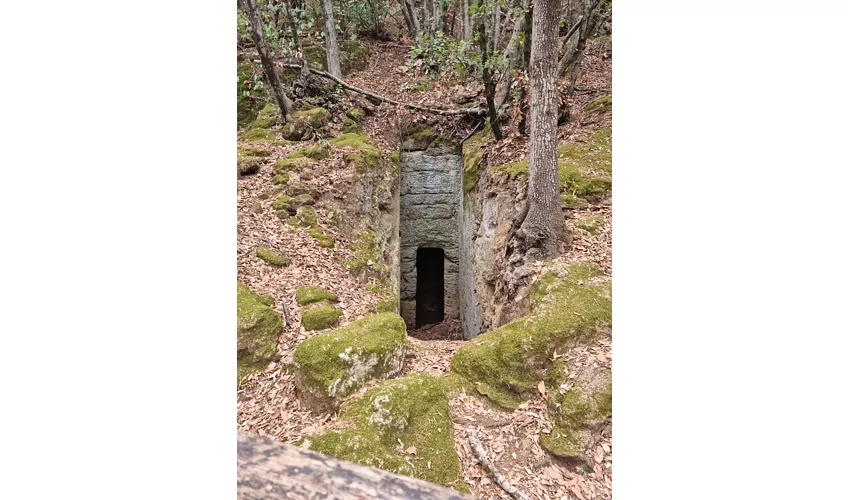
284, 0, 310, 78
462, 0, 471, 40
405, 0, 421, 41
520, 5, 533, 69
401, 0, 417, 40
319, 0, 342, 78
238, 432, 474, 500
478, 20, 502, 141
492, 5, 501, 52
239, 0, 293, 122
516, 0, 570, 257
495, 0, 528, 109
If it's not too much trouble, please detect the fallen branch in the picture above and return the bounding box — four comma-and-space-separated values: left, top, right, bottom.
281, 63, 486, 117
466, 426, 531, 500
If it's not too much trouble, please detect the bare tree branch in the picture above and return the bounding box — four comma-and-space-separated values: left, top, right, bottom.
467, 426, 531, 500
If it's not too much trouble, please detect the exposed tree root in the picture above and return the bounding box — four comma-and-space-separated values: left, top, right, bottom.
466, 426, 532, 500
280, 63, 487, 116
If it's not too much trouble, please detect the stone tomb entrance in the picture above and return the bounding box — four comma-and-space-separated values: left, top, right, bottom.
415, 247, 445, 327
398, 130, 462, 333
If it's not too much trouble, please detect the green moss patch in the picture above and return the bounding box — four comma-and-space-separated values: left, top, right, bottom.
462, 122, 491, 193
574, 215, 605, 235
252, 103, 282, 129
308, 227, 336, 248
243, 127, 275, 142
584, 94, 612, 114
343, 117, 363, 134
450, 263, 611, 409
301, 303, 343, 331
290, 140, 331, 160
273, 193, 313, 216
296, 206, 318, 227
298, 373, 466, 491
273, 157, 315, 174
237, 281, 283, 386
295, 285, 337, 306
293, 312, 407, 411
346, 108, 365, 123
282, 107, 331, 141
238, 146, 273, 158
540, 370, 612, 457
329, 133, 383, 173
255, 246, 289, 266
492, 157, 529, 180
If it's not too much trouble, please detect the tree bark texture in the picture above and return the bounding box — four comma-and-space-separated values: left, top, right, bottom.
239, 0, 293, 121
517, 0, 570, 257
405, 0, 422, 41
237, 432, 475, 500
495, 0, 529, 109
477, 21, 502, 141
319, 0, 342, 78
284, 0, 310, 78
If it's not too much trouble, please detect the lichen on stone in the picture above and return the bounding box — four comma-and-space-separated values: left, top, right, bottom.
237, 281, 283, 386
255, 246, 290, 266
293, 313, 407, 411
297, 372, 466, 492
295, 285, 337, 306
450, 263, 611, 409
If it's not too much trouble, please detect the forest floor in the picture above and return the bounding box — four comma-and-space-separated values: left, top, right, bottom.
237, 38, 612, 500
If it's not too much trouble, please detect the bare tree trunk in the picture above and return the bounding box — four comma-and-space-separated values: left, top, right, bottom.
462, 0, 471, 40
319, 0, 342, 78
520, 5, 533, 69
401, 0, 417, 40
239, 0, 293, 121
284, 0, 310, 78
405, 0, 421, 41
477, 20, 502, 141
495, 0, 528, 109
492, 5, 501, 52
516, 0, 570, 257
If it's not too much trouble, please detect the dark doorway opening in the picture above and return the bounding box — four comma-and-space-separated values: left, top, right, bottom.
416, 247, 444, 328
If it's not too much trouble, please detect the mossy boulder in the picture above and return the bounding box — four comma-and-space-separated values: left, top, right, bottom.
238, 145, 273, 158
377, 295, 399, 313
281, 107, 331, 141
252, 103, 283, 129
273, 157, 315, 174
301, 41, 370, 76
539, 365, 611, 457
329, 133, 383, 173
298, 373, 466, 491
400, 124, 457, 151
243, 127, 275, 142
273, 193, 314, 215
450, 263, 611, 409
237, 281, 283, 386
293, 312, 407, 412
237, 155, 262, 177
290, 140, 331, 160
286, 180, 317, 198
346, 107, 365, 123
343, 117, 363, 134
584, 94, 612, 114
295, 285, 337, 306
255, 246, 290, 266
301, 302, 343, 331
295, 206, 318, 227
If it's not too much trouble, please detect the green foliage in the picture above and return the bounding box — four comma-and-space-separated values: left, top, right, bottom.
406, 31, 475, 80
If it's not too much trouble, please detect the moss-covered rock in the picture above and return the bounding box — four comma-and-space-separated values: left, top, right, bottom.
282, 107, 331, 141
450, 263, 611, 409
273, 157, 315, 174
539, 366, 611, 457
296, 206, 318, 227
295, 285, 337, 306
377, 295, 399, 313
255, 246, 290, 266
308, 227, 336, 248
293, 312, 407, 411
272, 172, 290, 185
343, 117, 363, 134
462, 122, 491, 193
301, 41, 370, 76
290, 140, 331, 160
584, 94, 612, 114
575, 215, 605, 235
298, 373, 465, 491
286, 180, 317, 199
238, 146, 273, 158
346, 107, 365, 123
237, 155, 262, 177
252, 102, 283, 129
243, 127, 275, 142
301, 302, 343, 331
400, 123, 457, 151
273, 193, 314, 216
237, 63, 263, 127
237, 281, 283, 386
